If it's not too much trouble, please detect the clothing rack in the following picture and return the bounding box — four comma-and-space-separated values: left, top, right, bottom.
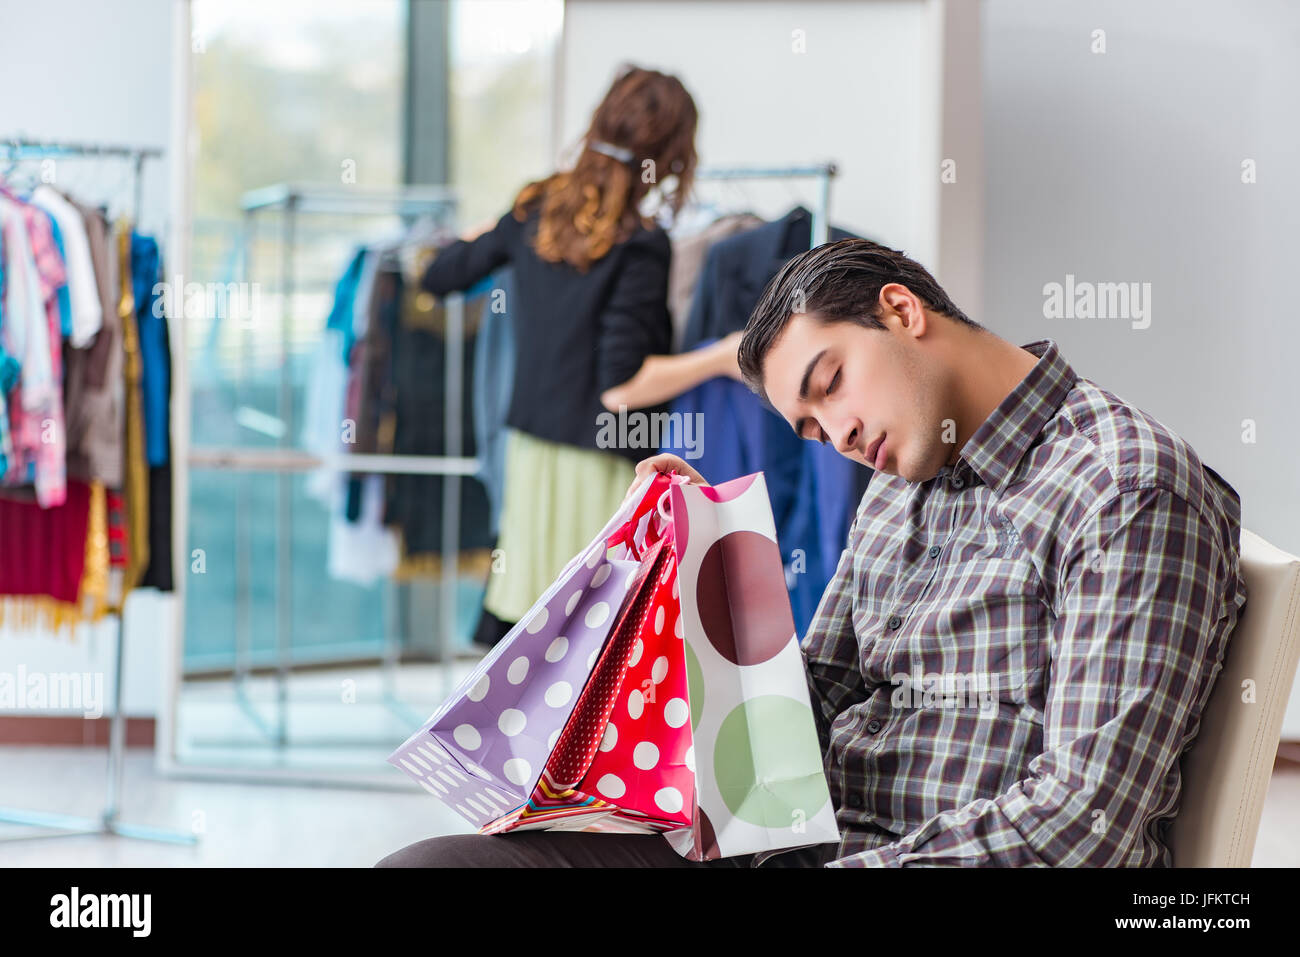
0, 137, 195, 847
187, 184, 465, 756
691, 161, 838, 248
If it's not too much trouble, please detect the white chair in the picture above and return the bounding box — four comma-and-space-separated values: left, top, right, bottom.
1168, 529, 1300, 866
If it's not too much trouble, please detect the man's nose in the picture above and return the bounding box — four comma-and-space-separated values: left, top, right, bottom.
836, 420, 862, 456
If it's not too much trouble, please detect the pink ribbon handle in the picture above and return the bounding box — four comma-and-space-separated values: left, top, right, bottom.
607, 471, 678, 561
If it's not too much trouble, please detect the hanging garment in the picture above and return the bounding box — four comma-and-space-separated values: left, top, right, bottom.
0, 478, 92, 636
331, 245, 368, 363
30, 184, 102, 346
340, 334, 365, 515
44, 212, 74, 340
137, 462, 173, 592
302, 246, 367, 506
0, 193, 56, 411
314, 244, 404, 582
131, 231, 169, 467
60, 194, 124, 488
680, 204, 862, 349
0, 353, 15, 480
0, 195, 58, 497
80, 479, 110, 621
67, 194, 118, 390
134, 230, 174, 592
326, 472, 399, 587
0, 201, 38, 475
471, 265, 516, 539
667, 211, 764, 352
383, 254, 494, 565
352, 242, 381, 348
0, 193, 69, 506
117, 219, 149, 598
345, 248, 402, 522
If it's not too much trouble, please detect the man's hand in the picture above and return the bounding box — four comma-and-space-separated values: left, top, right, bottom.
624, 453, 710, 503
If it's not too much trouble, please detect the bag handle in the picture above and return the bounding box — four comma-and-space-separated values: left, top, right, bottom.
606, 471, 678, 560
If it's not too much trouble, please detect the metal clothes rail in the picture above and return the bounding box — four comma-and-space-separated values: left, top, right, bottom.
0, 136, 162, 226
692, 161, 838, 247
190, 184, 466, 752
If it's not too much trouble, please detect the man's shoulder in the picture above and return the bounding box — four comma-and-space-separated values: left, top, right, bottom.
1017, 378, 1243, 602
1049, 378, 1233, 515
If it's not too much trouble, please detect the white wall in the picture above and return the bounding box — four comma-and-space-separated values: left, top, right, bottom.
980, 0, 1300, 736
0, 0, 176, 720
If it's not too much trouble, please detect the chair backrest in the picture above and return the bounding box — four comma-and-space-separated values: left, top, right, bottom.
1168, 528, 1300, 866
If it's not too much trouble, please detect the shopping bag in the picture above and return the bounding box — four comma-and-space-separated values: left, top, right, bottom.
663, 472, 840, 860
481, 499, 695, 835
478, 470, 696, 832
569, 524, 694, 829
385, 474, 662, 828
481, 471, 835, 859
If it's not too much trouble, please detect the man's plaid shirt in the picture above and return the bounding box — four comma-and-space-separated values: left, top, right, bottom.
761, 338, 1247, 867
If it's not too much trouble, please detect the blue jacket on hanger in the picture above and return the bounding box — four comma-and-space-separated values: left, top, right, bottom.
681, 205, 862, 350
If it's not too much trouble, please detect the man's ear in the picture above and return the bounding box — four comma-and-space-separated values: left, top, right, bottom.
879, 283, 927, 337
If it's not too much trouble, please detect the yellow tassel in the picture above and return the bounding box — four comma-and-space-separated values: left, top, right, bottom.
0, 595, 83, 638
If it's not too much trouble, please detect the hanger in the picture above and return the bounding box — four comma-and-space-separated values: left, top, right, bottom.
375, 208, 457, 275
400, 209, 455, 247
0, 141, 45, 197
0, 137, 24, 180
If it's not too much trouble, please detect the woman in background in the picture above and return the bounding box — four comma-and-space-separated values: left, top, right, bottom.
421, 64, 742, 638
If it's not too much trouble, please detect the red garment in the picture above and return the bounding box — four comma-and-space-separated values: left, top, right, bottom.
0, 478, 91, 602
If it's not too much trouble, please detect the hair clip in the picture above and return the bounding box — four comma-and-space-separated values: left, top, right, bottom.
588, 139, 636, 164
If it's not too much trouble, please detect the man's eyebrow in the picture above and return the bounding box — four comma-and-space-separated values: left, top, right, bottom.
799, 349, 827, 401
793, 349, 828, 438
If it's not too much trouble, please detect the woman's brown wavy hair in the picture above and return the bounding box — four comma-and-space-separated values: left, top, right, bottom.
510, 64, 698, 272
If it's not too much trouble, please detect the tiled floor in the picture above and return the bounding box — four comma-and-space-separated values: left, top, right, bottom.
0, 744, 1296, 867
0, 746, 472, 867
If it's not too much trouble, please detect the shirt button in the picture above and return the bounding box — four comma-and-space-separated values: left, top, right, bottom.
866, 719, 882, 734
928, 545, 941, 558
887, 614, 902, 630
951, 475, 965, 489
846, 793, 864, 809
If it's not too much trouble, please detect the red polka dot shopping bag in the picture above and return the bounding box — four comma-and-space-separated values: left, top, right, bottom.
384, 473, 662, 830
479, 472, 694, 834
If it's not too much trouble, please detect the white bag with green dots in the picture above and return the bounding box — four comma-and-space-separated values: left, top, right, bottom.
663, 473, 839, 861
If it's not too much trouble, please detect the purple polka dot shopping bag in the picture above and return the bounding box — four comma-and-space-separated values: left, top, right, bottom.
385, 473, 662, 829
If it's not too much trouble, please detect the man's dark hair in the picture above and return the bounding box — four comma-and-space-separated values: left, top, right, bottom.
737, 238, 981, 399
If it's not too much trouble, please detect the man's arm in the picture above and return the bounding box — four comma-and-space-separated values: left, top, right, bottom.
828, 484, 1238, 867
